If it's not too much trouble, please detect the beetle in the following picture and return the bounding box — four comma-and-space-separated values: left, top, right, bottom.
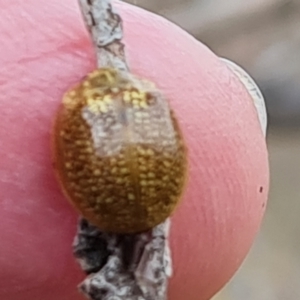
52, 68, 187, 233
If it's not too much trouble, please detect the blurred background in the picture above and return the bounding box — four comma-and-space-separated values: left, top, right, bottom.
125, 0, 300, 299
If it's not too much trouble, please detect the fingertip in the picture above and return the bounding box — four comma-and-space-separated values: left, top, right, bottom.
0, 1, 269, 300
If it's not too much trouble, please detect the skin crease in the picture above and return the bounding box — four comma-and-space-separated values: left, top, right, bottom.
0, 0, 269, 299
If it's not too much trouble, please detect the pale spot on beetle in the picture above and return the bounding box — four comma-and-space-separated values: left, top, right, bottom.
120, 168, 128, 174
140, 180, 147, 186
163, 161, 171, 168
65, 162, 72, 169
111, 167, 117, 174
93, 169, 101, 176
127, 193, 135, 200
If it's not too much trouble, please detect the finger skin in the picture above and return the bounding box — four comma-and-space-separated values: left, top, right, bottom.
0, 1, 269, 300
